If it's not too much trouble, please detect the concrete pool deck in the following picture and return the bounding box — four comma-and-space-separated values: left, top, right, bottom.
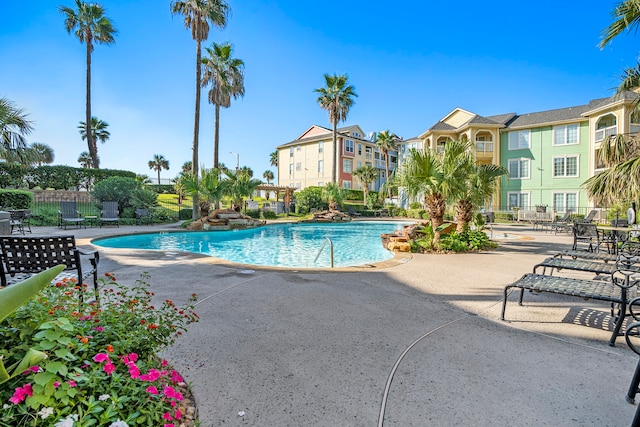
29, 222, 639, 425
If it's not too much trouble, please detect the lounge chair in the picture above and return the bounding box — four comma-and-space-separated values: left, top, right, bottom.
549, 210, 573, 234
59, 201, 85, 229
135, 208, 151, 225
582, 209, 598, 223
347, 206, 362, 217
99, 201, 119, 228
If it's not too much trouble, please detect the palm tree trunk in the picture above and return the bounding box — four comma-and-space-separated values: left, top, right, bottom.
363, 185, 369, 205
157, 169, 161, 185
192, 40, 202, 220
385, 154, 391, 200
455, 199, 474, 233
85, 40, 96, 169
332, 117, 338, 184
214, 104, 220, 169
425, 193, 445, 242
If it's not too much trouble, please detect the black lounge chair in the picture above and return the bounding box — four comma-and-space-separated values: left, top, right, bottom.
99, 201, 119, 228
59, 201, 85, 229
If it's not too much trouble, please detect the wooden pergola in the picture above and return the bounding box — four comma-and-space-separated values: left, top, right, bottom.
255, 185, 297, 213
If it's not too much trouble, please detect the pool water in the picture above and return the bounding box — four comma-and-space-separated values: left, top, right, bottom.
93, 221, 413, 268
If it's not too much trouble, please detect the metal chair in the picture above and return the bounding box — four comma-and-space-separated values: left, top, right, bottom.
135, 208, 151, 225
9, 210, 25, 234
572, 223, 599, 251
59, 201, 85, 229
99, 201, 120, 228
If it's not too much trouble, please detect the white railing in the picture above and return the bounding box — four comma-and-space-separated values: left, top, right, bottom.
595, 125, 617, 142
475, 142, 494, 156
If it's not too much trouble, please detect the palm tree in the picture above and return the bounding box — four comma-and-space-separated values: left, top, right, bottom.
238, 166, 253, 177
269, 150, 278, 167
222, 168, 261, 212
263, 170, 274, 184
201, 41, 245, 169
78, 151, 93, 168
322, 182, 344, 212
182, 168, 225, 216
314, 73, 358, 183
78, 116, 110, 167
352, 165, 378, 204
29, 142, 55, 166
148, 154, 170, 184
395, 148, 452, 243
0, 97, 33, 164
171, 0, 230, 220
181, 161, 193, 175
60, 1, 117, 170
375, 130, 399, 199
600, 0, 640, 48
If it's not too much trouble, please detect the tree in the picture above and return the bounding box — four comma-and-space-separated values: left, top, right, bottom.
263, 170, 274, 184
269, 150, 278, 167
78, 151, 93, 168
321, 182, 344, 211
171, 0, 230, 220
314, 73, 358, 183
60, 0, 117, 170
238, 166, 253, 177
0, 97, 33, 164
28, 142, 55, 166
352, 165, 378, 204
221, 168, 261, 212
148, 154, 170, 185
600, 0, 640, 48
201, 41, 245, 169
181, 168, 224, 216
78, 117, 110, 167
181, 161, 193, 175
375, 130, 399, 199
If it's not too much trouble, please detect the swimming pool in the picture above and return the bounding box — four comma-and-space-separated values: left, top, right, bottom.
93, 221, 412, 268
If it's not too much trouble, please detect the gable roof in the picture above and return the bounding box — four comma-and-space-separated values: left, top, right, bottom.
505, 104, 591, 129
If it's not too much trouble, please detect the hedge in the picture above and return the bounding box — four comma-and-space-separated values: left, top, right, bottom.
0, 190, 34, 209
0, 164, 136, 190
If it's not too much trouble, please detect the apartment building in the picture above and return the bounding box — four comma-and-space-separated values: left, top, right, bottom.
276, 124, 397, 191
397, 91, 640, 213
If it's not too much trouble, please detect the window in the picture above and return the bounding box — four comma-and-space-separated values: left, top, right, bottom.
381, 170, 386, 178
318, 141, 323, 153
318, 160, 323, 174
357, 161, 362, 169
345, 139, 354, 153
553, 124, 579, 145
343, 158, 352, 173
318, 181, 323, 186
357, 143, 362, 155
295, 182, 301, 189
508, 192, 529, 210
289, 163, 293, 175
508, 130, 531, 150
289, 147, 294, 157
352, 131, 361, 137
295, 162, 301, 171
553, 193, 578, 213
342, 180, 351, 189
296, 145, 301, 151
365, 147, 373, 159
552, 156, 578, 177
390, 155, 397, 164
508, 158, 530, 179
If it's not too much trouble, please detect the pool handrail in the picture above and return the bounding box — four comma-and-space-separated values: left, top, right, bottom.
314, 237, 334, 268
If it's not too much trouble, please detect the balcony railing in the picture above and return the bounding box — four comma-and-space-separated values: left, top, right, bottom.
475, 142, 494, 157
594, 125, 617, 142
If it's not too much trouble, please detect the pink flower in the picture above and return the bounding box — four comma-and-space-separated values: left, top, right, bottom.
128, 353, 138, 363
129, 366, 140, 379
93, 353, 110, 363
174, 409, 182, 419
145, 386, 159, 395
170, 370, 183, 384
93, 326, 104, 332
53, 381, 60, 388
163, 386, 184, 400
164, 424, 175, 427
103, 362, 116, 375
161, 359, 168, 367
163, 412, 173, 421
140, 369, 161, 382
68, 380, 76, 388
9, 383, 33, 404
22, 365, 40, 374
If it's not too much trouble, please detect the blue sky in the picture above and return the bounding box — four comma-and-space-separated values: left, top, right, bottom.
1, 1, 638, 182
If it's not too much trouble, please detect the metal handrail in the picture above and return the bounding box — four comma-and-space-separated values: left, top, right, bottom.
314, 237, 334, 268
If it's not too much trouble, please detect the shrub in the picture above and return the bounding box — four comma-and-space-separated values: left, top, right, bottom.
262, 210, 277, 219
0, 272, 199, 426
407, 209, 425, 219
92, 177, 141, 213
295, 186, 324, 213
130, 187, 159, 209
409, 201, 422, 210
439, 230, 497, 252
245, 209, 260, 219
0, 189, 33, 209
178, 208, 192, 220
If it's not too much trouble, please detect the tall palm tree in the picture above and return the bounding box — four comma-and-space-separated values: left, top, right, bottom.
78, 151, 93, 168
171, 0, 230, 220
263, 170, 274, 184
238, 166, 253, 177
29, 142, 55, 166
148, 154, 170, 184
78, 116, 109, 167
0, 97, 33, 164
314, 73, 358, 184
202, 41, 245, 169
60, 0, 117, 170
352, 165, 378, 204
375, 130, 398, 199
269, 150, 278, 167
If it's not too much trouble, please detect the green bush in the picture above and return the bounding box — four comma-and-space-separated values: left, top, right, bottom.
407, 208, 425, 219
392, 207, 407, 217
130, 187, 159, 209
245, 209, 260, 219
342, 189, 364, 201
295, 186, 324, 213
409, 201, 422, 209
0, 190, 33, 209
262, 210, 277, 219
178, 208, 192, 220
439, 230, 497, 252
91, 176, 141, 214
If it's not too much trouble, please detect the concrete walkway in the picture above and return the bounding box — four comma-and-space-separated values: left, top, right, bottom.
31, 222, 639, 426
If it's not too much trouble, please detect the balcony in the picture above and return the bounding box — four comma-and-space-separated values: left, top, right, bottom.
475, 141, 494, 157
594, 125, 617, 143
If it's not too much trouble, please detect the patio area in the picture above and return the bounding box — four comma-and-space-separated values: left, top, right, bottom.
22, 222, 640, 425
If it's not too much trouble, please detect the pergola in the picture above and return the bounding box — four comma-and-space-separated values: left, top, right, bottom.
255, 185, 297, 213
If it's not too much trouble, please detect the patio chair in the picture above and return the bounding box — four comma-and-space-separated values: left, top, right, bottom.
347, 206, 362, 217
572, 222, 600, 252
582, 209, 598, 223
22, 209, 32, 233
135, 208, 151, 225
9, 210, 25, 234
59, 201, 85, 229
99, 201, 119, 228
549, 210, 573, 234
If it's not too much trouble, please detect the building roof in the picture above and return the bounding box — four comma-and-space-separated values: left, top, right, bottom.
428, 121, 456, 131
505, 104, 591, 128
277, 124, 376, 149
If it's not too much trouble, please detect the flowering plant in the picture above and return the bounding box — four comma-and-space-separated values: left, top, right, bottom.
0, 272, 198, 426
